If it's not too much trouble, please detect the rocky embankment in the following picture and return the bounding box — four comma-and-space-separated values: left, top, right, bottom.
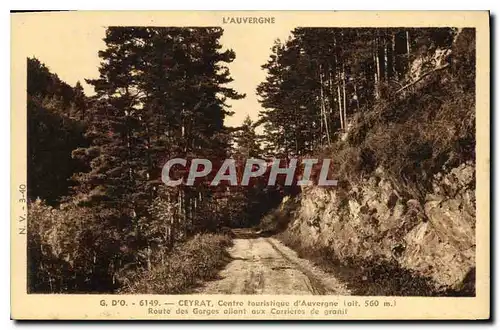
280, 162, 475, 293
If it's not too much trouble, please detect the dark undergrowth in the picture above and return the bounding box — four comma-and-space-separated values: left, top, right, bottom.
278, 231, 475, 297
121, 233, 233, 294
257, 196, 300, 235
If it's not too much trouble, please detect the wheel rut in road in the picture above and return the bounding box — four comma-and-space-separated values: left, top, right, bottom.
194, 229, 350, 295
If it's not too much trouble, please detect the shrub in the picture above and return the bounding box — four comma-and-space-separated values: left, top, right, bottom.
258, 196, 300, 234
28, 200, 126, 293
122, 233, 233, 294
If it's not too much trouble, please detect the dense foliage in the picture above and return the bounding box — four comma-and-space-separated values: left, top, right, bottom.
27, 59, 89, 205
257, 28, 475, 197
27, 27, 257, 293
27, 27, 475, 293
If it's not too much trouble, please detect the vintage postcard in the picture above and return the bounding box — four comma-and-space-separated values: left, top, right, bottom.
11, 11, 490, 320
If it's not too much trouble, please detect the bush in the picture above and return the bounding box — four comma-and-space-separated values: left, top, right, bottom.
28, 197, 234, 294
258, 196, 300, 234
122, 233, 233, 294
28, 200, 126, 293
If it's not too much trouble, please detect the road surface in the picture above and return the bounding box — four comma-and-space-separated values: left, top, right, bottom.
194, 229, 350, 295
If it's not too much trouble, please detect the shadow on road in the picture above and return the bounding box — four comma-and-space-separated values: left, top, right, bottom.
230, 228, 274, 239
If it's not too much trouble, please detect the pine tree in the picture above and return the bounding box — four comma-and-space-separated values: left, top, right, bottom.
72, 27, 245, 238
233, 115, 262, 159
257, 28, 457, 154
27, 58, 89, 204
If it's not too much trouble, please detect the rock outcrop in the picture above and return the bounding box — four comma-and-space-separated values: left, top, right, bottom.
283, 162, 475, 290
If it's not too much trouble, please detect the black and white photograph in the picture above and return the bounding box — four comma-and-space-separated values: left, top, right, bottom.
10, 11, 490, 320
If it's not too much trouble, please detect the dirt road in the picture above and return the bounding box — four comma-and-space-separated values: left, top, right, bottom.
195, 229, 350, 295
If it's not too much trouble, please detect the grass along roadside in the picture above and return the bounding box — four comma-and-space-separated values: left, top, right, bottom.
121, 233, 233, 294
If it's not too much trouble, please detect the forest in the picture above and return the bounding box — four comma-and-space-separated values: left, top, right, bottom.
27, 26, 475, 294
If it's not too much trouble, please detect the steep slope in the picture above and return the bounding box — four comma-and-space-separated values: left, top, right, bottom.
261, 29, 476, 296
278, 162, 474, 295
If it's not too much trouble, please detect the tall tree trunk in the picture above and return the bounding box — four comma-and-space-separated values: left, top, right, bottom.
378, 40, 385, 83
319, 98, 323, 145
144, 120, 153, 201
328, 68, 335, 119
342, 65, 347, 130
319, 65, 331, 144
328, 68, 336, 140
354, 84, 360, 111
337, 79, 344, 131
176, 188, 183, 243
384, 36, 389, 80
374, 41, 380, 100
184, 189, 192, 234
390, 33, 396, 79
406, 30, 411, 73
406, 30, 411, 55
